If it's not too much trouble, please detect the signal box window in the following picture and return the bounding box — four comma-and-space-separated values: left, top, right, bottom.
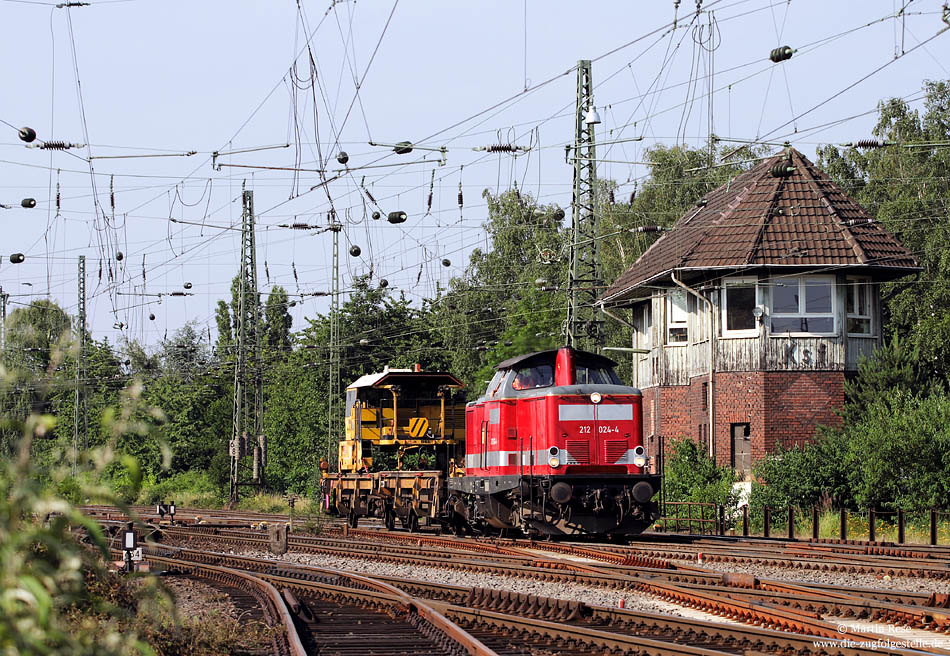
770, 276, 835, 335
511, 364, 554, 390
722, 278, 758, 336
667, 289, 688, 344
846, 277, 873, 336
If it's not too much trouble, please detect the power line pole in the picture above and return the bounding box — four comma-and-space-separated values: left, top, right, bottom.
566, 59, 603, 351
0, 286, 7, 352
74, 255, 87, 472
229, 189, 265, 506
327, 216, 342, 468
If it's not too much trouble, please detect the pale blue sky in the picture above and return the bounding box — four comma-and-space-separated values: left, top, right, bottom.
0, 0, 947, 350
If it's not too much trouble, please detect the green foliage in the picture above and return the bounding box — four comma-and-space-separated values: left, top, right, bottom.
752, 391, 950, 512
263, 286, 292, 353
0, 355, 167, 654
663, 437, 739, 507
819, 80, 950, 387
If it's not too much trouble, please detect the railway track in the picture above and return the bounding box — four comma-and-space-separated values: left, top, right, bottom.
142, 542, 937, 656
86, 506, 950, 653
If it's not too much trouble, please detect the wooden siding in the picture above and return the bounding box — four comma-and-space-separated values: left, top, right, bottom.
630, 277, 884, 388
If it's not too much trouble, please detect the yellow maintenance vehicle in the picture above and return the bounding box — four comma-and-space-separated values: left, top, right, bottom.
327, 364, 466, 530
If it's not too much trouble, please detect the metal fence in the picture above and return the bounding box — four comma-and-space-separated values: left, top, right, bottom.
652, 502, 949, 545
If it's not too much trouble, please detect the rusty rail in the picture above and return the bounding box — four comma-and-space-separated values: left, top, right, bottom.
111, 549, 305, 656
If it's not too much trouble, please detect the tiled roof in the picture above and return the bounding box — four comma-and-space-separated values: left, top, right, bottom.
602, 148, 919, 304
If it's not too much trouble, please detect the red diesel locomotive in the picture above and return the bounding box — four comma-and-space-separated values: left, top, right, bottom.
446, 346, 660, 536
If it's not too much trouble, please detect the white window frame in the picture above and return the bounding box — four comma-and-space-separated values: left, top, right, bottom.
769, 275, 837, 337
846, 276, 874, 337
721, 277, 760, 338
666, 289, 689, 345
633, 302, 651, 350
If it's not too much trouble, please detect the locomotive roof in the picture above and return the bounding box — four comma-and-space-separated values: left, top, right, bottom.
494, 347, 618, 371
347, 367, 464, 390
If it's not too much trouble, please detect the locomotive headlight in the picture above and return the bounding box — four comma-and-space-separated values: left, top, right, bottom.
589, 392, 602, 404
633, 445, 646, 467
548, 446, 560, 468
548, 456, 560, 468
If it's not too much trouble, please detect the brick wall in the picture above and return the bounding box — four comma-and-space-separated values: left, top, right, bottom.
639, 369, 846, 469
764, 371, 844, 451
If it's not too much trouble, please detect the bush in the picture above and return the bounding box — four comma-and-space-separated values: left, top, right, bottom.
663, 437, 739, 508
138, 470, 222, 506
752, 390, 950, 513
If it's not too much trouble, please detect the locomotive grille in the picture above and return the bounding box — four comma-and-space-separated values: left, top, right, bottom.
565, 440, 589, 464
605, 441, 627, 463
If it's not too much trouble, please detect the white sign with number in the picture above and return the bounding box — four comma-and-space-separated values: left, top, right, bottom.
130, 548, 143, 562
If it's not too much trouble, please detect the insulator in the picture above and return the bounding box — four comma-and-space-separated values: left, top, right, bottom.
291, 222, 310, 230
426, 190, 433, 213
56, 181, 60, 211
170, 291, 186, 297
636, 226, 665, 233
289, 301, 296, 307
387, 211, 407, 224
535, 278, 548, 286
441, 258, 451, 267
504, 341, 513, 346
116, 251, 124, 261
359, 339, 370, 346
770, 162, 794, 178
41, 141, 68, 150
696, 199, 708, 207
349, 245, 361, 257
379, 278, 389, 288
364, 188, 377, 204
630, 190, 636, 203
609, 189, 615, 204
336, 151, 349, 165
393, 141, 413, 154
855, 139, 887, 149
371, 211, 381, 220
9, 253, 25, 264
149, 313, 155, 320
769, 46, 794, 63
21, 198, 36, 208
486, 144, 516, 153
457, 184, 463, 208
846, 218, 874, 226
18, 127, 36, 143
110, 176, 114, 211
183, 282, 193, 289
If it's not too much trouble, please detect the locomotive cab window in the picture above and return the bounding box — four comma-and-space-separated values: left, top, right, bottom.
575, 364, 621, 385
484, 370, 505, 398
345, 389, 356, 417
511, 364, 554, 390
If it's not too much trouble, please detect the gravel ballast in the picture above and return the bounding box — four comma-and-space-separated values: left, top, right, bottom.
235, 547, 740, 624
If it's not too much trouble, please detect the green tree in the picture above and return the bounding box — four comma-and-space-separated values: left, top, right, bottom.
819, 80, 950, 388
263, 286, 292, 354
